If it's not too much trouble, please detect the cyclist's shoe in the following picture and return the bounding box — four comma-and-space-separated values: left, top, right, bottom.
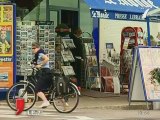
64, 102, 69, 107
63, 102, 69, 111
39, 101, 50, 108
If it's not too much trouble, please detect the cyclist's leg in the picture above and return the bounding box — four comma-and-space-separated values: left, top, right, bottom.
35, 69, 51, 108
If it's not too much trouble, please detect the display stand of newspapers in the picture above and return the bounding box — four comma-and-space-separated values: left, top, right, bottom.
16, 21, 56, 79
81, 37, 100, 90
55, 36, 75, 76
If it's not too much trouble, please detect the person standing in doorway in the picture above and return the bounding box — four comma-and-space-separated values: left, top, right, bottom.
69, 27, 83, 90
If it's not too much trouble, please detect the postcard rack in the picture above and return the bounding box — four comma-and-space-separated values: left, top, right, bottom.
81, 36, 99, 89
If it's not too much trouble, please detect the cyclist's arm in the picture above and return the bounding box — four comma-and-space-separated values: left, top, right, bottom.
39, 54, 49, 66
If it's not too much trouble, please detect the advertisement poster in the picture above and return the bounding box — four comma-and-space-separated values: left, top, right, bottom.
139, 48, 160, 100
0, 57, 13, 87
0, 25, 12, 55
0, 5, 14, 88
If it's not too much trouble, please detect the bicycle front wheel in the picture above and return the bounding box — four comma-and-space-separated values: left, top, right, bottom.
6, 82, 37, 111
52, 82, 79, 113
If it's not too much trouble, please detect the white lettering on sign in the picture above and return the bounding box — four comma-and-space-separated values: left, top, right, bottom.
92, 11, 109, 18
0, 57, 12, 62
129, 14, 142, 20
115, 13, 127, 19
105, 0, 158, 9
105, 0, 117, 4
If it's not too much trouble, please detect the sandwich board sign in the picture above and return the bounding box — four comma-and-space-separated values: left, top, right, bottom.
129, 47, 160, 104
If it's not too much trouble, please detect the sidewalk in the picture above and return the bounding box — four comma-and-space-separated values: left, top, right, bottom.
79, 89, 151, 110
0, 89, 151, 110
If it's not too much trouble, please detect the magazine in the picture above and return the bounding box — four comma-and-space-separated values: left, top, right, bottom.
61, 66, 75, 75
88, 66, 98, 77
84, 43, 96, 55
86, 56, 97, 66
61, 50, 75, 62
62, 38, 75, 49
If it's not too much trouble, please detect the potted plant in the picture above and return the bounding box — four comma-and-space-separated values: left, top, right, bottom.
149, 68, 160, 84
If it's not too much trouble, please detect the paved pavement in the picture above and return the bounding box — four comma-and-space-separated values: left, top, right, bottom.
0, 89, 152, 110
0, 89, 159, 120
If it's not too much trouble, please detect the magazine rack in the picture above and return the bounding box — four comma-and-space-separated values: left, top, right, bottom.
55, 36, 75, 76
81, 34, 99, 90
120, 27, 143, 93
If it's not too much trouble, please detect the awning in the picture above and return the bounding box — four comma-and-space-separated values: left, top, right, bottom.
84, 0, 160, 20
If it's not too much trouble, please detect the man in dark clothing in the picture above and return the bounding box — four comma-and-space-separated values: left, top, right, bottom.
69, 28, 83, 90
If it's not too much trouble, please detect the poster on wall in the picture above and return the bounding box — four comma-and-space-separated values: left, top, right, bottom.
0, 57, 13, 87
0, 4, 15, 88
0, 25, 12, 55
3, 5, 13, 22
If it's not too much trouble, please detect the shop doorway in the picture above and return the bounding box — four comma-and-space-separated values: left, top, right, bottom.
61, 10, 78, 32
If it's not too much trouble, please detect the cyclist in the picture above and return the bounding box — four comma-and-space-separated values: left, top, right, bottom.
32, 42, 52, 108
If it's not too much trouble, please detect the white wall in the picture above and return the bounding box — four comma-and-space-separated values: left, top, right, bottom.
99, 19, 160, 60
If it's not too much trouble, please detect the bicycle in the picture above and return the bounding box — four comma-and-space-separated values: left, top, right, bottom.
6, 66, 80, 113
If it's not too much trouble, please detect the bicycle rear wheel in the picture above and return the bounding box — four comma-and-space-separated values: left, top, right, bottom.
6, 82, 36, 111
52, 82, 79, 113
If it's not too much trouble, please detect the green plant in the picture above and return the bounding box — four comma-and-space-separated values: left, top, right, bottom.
150, 68, 160, 84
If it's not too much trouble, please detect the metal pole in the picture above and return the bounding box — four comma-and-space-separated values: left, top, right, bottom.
46, 0, 50, 21
78, 0, 80, 27
146, 17, 151, 46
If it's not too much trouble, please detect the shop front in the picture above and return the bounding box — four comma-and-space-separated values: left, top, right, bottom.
84, 0, 160, 94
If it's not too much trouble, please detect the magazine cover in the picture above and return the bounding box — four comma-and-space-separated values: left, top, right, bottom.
61, 50, 74, 62
0, 25, 12, 55
84, 43, 96, 55
0, 5, 14, 88
100, 66, 107, 76
62, 38, 75, 49
3, 6, 13, 22
102, 76, 114, 92
88, 66, 98, 77
61, 66, 75, 75
87, 56, 97, 66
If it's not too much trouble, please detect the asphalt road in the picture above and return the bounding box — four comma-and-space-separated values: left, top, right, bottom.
0, 106, 160, 120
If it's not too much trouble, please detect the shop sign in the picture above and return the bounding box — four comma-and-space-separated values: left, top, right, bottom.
104, 0, 158, 9
91, 10, 143, 21
91, 10, 109, 19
